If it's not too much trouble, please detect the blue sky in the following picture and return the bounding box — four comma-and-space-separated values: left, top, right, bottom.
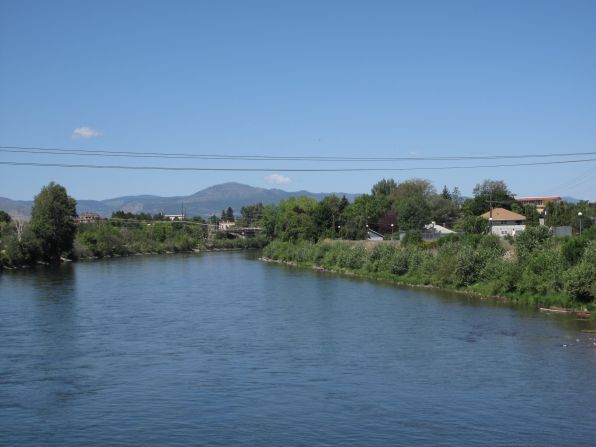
1, 0, 595, 201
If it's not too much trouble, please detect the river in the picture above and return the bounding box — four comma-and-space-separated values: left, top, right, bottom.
1, 252, 595, 446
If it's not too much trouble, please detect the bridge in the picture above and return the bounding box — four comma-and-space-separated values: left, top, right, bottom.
213, 226, 263, 239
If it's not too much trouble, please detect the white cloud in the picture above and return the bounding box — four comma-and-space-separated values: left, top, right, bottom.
265, 174, 291, 185
72, 126, 102, 139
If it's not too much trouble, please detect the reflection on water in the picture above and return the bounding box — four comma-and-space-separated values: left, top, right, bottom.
1, 253, 595, 446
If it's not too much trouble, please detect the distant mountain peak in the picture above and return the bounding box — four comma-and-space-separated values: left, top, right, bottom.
1, 183, 358, 218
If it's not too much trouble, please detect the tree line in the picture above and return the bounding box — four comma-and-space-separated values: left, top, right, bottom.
242, 178, 593, 242
0, 183, 266, 267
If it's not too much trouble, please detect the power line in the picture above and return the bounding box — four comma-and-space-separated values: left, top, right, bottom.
1, 158, 595, 172
1, 145, 596, 162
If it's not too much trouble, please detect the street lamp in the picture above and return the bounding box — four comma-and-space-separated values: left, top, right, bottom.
337, 225, 341, 239
390, 223, 394, 240
578, 212, 583, 235
488, 217, 493, 235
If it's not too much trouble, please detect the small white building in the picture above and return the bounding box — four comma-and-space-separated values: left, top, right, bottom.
481, 208, 526, 237
422, 222, 455, 240
164, 214, 185, 221
219, 220, 235, 230
367, 229, 384, 241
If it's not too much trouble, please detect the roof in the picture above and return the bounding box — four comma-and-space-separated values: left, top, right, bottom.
515, 196, 561, 202
424, 223, 455, 234
481, 208, 526, 221
367, 229, 384, 240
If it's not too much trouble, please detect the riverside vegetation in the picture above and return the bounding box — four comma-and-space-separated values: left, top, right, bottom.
254, 177, 595, 308
0, 183, 266, 268
1, 180, 594, 308
262, 230, 596, 308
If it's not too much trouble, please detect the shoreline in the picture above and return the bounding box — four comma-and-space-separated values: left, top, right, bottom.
259, 256, 593, 317
0, 246, 258, 270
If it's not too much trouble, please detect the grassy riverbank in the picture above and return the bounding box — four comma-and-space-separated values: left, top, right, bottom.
262, 232, 596, 309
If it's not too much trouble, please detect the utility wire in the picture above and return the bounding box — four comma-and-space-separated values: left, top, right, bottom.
1, 145, 596, 162
1, 158, 595, 172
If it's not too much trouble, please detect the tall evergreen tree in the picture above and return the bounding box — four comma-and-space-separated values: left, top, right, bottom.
441, 185, 451, 200
226, 206, 235, 221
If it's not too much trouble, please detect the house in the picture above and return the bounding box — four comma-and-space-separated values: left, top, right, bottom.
422, 222, 455, 240
164, 214, 185, 221
75, 212, 101, 224
219, 220, 235, 231
367, 229, 384, 240
481, 208, 526, 237
515, 196, 561, 214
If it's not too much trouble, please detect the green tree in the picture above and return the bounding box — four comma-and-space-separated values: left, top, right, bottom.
441, 185, 451, 200
388, 179, 435, 231
390, 179, 436, 203
0, 210, 11, 223
462, 179, 515, 216
344, 193, 391, 232
274, 196, 319, 242
239, 203, 264, 226
371, 178, 398, 196
340, 215, 368, 240
208, 214, 219, 225
451, 186, 464, 207
313, 195, 345, 238
430, 196, 460, 228
455, 215, 490, 235
225, 206, 235, 222
259, 204, 278, 238
511, 203, 540, 226
30, 182, 77, 262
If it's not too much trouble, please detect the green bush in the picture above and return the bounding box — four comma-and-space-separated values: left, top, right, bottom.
560, 237, 587, 266
454, 245, 483, 286
515, 226, 551, 261
564, 261, 596, 302
402, 231, 422, 247
389, 249, 410, 276
517, 246, 564, 296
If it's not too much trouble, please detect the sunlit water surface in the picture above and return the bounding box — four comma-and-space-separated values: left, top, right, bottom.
1, 252, 595, 446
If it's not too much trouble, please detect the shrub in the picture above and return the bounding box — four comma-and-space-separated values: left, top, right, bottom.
560, 237, 587, 266
454, 245, 483, 286
336, 245, 367, 270
564, 261, 596, 302
515, 226, 551, 261
402, 231, 422, 247
366, 244, 396, 273
389, 249, 410, 275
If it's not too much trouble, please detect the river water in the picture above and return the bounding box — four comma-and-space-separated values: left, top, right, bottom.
1, 252, 595, 446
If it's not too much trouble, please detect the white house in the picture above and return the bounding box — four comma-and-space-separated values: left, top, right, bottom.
481, 208, 526, 237
423, 222, 455, 239
367, 229, 384, 240
219, 220, 235, 230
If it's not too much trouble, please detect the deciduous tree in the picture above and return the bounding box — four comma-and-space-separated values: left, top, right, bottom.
30, 182, 77, 262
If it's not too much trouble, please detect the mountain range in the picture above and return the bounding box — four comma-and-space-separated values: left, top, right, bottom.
0, 182, 358, 218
